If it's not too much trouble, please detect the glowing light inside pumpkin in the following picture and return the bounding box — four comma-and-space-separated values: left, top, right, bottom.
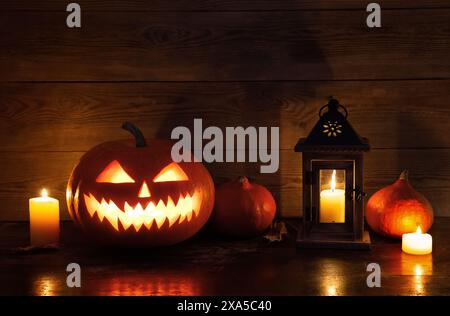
153, 162, 189, 182
138, 181, 151, 198
84, 191, 202, 232
41, 188, 48, 198
96, 160, 135, 183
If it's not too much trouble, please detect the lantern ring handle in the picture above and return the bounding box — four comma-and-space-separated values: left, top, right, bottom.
340, 104, 348, 118
319, 103, 348, 118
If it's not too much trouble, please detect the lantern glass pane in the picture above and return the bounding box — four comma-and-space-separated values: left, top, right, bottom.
319, 169, 346, 223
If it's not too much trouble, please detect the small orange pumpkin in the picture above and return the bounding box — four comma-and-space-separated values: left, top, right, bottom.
211, 177, 276, 237
66, 122, 215, 246
366, 170, 433, 239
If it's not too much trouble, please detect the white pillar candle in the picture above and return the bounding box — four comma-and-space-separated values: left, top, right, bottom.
402, 226, 432, 255
320, 170, 345, 223
29, 189, 60, 246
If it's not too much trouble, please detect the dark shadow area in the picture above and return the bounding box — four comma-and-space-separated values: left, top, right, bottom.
397, 108, 449, 217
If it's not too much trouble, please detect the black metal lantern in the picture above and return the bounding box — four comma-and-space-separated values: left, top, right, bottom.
295, 97, 371, 249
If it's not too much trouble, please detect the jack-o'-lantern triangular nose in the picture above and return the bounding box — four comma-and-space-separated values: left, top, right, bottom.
138, 181, 151, 198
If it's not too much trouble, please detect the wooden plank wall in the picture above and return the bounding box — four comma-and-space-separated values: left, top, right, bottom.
1, 1, 449, 220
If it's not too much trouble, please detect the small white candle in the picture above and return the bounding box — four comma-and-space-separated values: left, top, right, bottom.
402, 226, 432, 255
29, 189, 60, 246
320, 170, 345, 223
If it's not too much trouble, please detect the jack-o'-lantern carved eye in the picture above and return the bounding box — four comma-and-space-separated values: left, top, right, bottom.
153, 162, 189, 182
96, 160, 135, 183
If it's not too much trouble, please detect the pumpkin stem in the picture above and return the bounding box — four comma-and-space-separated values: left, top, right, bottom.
238, 176, 250, 188
122, 122, 147, 147
399, 170, 409, 181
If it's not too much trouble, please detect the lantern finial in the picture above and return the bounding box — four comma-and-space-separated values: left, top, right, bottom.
318, 96, 346, 118
327, 97, 340, 112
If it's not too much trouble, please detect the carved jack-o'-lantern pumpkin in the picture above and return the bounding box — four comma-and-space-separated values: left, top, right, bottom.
66, 122, 215, 246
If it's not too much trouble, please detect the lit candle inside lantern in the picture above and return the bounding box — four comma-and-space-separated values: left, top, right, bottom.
402, 226, 432, 255
29, 189, 60, 246
320, 170, 345, 223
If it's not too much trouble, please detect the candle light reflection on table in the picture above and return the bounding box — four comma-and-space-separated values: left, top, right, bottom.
400, 230, 433, 295
32, 274, 60, 296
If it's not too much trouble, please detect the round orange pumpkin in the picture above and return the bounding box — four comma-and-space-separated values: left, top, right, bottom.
66, 122, 215, 246
366, 170, 433, 239
211, 177, 276, 237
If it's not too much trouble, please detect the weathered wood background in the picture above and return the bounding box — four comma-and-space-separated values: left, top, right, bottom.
1, 1, 449, 220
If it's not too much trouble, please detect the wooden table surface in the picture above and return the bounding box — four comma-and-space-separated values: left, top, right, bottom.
1, 219, 449, 296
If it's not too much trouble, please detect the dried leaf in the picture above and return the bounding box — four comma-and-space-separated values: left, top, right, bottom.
263, 221, 288, 242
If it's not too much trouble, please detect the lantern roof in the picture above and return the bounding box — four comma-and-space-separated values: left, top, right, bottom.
295, 97, 370, 152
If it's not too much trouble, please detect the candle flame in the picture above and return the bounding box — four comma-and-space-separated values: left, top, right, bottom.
416, 226, 422, 234
41, 189, 48, 198
330, 170, 336, 192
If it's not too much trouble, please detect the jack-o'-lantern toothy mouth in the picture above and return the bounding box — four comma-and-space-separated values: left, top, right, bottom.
84, 192, 202, 232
